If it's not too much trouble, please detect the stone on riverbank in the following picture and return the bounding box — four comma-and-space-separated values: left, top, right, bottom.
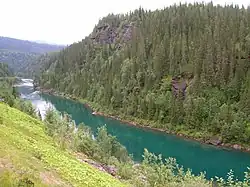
206, 136, 222, 146
233, 144, 242, 150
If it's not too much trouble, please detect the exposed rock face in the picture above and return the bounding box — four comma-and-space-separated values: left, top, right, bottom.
91, 23, 134, 45
171, 72, 194, 98
172, 78, 187, 98
91, 24, 116, 44
122, 24, 133, 42
80, 158, 118, 177
102, 165, 117, 176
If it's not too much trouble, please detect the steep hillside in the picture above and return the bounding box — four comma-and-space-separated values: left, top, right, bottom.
0, 50, 37, 76
0, 37, 65, 77
37, 3, 250, 147
0, 103, 125, 187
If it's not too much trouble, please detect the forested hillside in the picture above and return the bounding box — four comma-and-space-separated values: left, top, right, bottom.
0, 37, 64, 77
37, 3, 250, 146
0, 62, 13, 77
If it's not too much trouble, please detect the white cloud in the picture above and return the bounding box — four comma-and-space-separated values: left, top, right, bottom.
0, 0, 249, 45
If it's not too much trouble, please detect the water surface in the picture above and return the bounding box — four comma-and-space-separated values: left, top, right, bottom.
18, 79, 250, 180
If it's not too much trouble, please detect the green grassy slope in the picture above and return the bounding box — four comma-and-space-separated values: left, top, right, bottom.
0, 103, 126, 187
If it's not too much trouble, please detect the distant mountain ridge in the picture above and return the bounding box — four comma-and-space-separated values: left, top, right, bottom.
0, 36, 65, 54
33, 40, 66, 46
0, 36, 65, 77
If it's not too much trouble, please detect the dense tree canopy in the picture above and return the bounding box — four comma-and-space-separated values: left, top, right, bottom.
37, 3, 250, 145
0, 62, 13, 77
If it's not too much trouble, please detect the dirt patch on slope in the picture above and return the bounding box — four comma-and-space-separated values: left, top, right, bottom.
40, 171, 72, 187
0, 158, 14, 173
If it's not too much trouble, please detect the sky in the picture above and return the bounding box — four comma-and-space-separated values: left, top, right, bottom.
0, 0, 249, 45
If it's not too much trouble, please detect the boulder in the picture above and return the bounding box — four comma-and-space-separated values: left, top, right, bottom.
103, 165, 117, 176
233, 144, 242, 150
81, 158, 117, 176
206, 136, 222, 146
132, 163, 140, 169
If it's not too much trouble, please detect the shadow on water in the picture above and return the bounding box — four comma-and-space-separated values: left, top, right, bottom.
39, 93, 250, 180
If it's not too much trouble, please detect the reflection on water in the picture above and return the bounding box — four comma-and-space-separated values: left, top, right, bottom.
17, 79, 54, 119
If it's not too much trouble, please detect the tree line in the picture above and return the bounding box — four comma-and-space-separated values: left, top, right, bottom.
37, 3, 250, 145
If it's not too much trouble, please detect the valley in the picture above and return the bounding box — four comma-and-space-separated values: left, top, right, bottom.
1, 2, 250, 186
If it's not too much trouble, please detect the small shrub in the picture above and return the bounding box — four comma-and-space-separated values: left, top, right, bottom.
33, 151, 42, 160
13, 99, 36, 117
118, 163, 134, 180
18, 177, 35, 187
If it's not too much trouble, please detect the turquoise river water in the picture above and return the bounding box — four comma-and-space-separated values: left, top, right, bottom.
17, 79, 250, 180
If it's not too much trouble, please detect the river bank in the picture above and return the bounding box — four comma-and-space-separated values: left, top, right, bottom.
37, 87, 250, 154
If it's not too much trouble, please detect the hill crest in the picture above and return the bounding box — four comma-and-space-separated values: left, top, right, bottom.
0, 36, 65, 54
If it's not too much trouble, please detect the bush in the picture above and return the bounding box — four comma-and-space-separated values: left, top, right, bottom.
117, 163, 135, 180
76, 135, 99, 157
44, 108, 61, 136
96, 126, 131, 164
0, 92, 15, 106
13, 99, 36, 117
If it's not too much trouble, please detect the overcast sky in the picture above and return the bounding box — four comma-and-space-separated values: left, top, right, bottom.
0, 0, 249, 45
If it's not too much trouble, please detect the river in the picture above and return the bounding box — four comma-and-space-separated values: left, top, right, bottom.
17, 79, 250, 180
